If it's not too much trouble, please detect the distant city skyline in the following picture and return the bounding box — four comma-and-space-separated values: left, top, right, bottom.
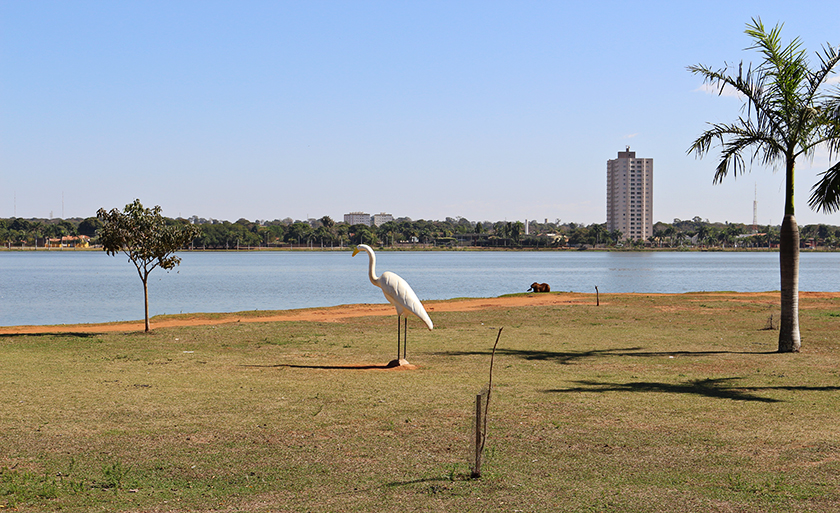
2, 170, 829, 228
2, 2, 839, 227
2, 202, 835, 228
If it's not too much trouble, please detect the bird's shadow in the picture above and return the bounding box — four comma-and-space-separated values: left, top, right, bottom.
335, 475, 471, 497
384, 475, 473, 488
241, 362, 407, 370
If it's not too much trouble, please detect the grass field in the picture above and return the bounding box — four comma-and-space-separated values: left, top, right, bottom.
2, 292, 839, 512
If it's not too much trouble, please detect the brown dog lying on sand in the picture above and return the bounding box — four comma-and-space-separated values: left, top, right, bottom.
528, 282, 550, 293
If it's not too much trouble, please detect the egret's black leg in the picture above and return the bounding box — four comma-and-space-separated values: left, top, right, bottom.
403, 317, 408, 360
397, 315, 402, 362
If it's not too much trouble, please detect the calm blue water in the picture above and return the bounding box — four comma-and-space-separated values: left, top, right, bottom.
2, 250, 840, 327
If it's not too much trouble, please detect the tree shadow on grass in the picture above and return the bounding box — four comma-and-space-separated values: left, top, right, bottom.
542, 377, 830, 402
437, 347, 775, 365
0, 332, 101, 338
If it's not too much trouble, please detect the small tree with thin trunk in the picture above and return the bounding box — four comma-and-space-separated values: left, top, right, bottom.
97, 199, 201, 332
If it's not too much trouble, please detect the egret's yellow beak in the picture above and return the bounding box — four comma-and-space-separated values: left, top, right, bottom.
352, 248, 361, 257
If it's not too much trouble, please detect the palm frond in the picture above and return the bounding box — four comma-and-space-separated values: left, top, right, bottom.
690, 18, 840, 216
807, 43, 840, 100
808, 160, 840, 213
813, 84, 840, 149
746, 17, 806, 78
785, 45, 840, 158
689, 117, 782, 183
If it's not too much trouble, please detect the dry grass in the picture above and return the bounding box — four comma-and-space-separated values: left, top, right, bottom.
1, 292, 839, 512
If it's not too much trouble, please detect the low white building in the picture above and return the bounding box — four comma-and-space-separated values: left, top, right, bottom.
344, 212, 371, 226
372, 212, 394, 227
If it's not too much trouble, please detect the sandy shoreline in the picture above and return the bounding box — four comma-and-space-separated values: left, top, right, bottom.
2, 291, 836, 335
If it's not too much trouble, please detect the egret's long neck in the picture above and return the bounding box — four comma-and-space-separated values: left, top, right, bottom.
365, 248, 380, 286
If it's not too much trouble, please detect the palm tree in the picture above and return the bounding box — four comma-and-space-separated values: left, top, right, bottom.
589, 223, 606, 246
493, 222, 508, 239
696, 225, 710, 247
510, 221, 524, 244
688, 18, 840, 352
663, 226, 676, 248
319, 216, 335, 229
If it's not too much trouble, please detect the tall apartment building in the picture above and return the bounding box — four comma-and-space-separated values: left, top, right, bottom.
344, 212, 371, 226
607, 147, 653, 241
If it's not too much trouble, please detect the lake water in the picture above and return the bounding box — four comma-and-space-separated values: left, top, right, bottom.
2, 250, 840, 327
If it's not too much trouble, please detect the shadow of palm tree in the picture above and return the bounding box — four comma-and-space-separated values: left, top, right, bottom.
437, 347, 775, 365
546, 377, 784, 402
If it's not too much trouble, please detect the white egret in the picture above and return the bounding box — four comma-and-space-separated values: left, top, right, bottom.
352, 244, 433, 365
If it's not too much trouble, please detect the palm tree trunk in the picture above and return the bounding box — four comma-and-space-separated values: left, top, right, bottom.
778, 214, 800, 351
778, 157, 801, 352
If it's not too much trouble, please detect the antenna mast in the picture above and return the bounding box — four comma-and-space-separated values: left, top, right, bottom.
752, 183, 758, 234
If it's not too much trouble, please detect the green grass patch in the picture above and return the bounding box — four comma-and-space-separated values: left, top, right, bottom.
1, 293, 839, 511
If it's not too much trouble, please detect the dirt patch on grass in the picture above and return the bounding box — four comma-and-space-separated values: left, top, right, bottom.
3, 291, 838, 335
0, 293, 594, 334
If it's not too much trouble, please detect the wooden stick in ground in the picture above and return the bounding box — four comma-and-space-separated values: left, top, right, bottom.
473, 393, 483, 478
482, 327, 503, 450
474, 327, 503, 478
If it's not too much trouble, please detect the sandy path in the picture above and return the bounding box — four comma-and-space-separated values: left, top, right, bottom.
0, 294, 590, 334
2, 291, 835, 335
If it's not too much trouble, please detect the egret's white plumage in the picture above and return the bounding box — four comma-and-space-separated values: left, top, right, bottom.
352, 244, 433, 330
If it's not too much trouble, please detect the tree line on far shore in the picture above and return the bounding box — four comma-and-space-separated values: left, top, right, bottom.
2, 214, 840, 250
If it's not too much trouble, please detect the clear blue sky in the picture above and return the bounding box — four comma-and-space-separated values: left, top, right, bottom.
2, 1, 839, 226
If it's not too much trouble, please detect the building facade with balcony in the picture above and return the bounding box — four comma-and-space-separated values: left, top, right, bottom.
607, 147, 653, 241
